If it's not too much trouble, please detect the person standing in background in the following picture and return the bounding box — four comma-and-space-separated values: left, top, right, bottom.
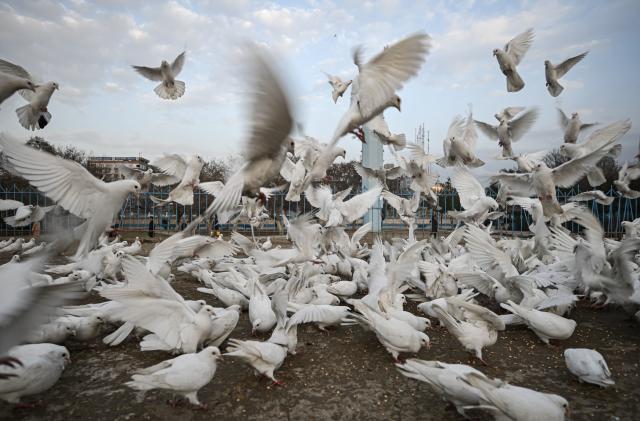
148, 215, 155, 238
431, 210, 438, 238
31, 221, 41, 239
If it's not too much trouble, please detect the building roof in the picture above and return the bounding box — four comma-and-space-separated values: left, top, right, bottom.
88, 156, 149, 164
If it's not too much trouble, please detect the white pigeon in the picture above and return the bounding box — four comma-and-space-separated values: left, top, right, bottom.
464, 372, 570, 421
495, 106, 525, 122
324, 72, 352, 103
0, 344, 70, 403
475, 107, 539, 158
292, 135, 347, 182
569, 190, 614, 206
132, 51, 186, 100
118, 165, 180, 190
0, 237, 23, 253
126, 346, 221, 406
354, 162, 404, 190
492, 121, 630, 216
501, 300, 576, 344
614, 161, 640, 198
381, 190, 420, 240
559, 121, 626, 186
100, 256, 215, 353
288, 303, 351, 331
0, 58, 36, 106
206, 305, 241, 347
311, 33, 431, 180
149, 154, 205, 206
545, 51, 588, 97
0, 257, 81, 356
248, 278, 277, 334
436, 111, 484, 168
0, 135, 141, 259
59, 314, 103, 341
205, 45, 293, 217
499, 149, 549, 173
558, 109, 598, 144
225, 288, 294, 384
493, 28, 534, 92
365, 113, 407, 151
449, 165, 499, 225
305, 182, 383, 227
0, 59, 56, 130
433, 300, 504, 364
564, 348, 615, 387
397, 360, 488, 418
349, 299, 430, 361
0, 199, 24, 212
279, 154, 307, 201
4, 204, 55, 227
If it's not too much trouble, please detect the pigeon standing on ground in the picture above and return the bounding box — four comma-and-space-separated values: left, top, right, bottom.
132, 52, 187, 100
493, 28, 534, 92
564, 348, 615, 387
0, 344, 70, 404
545, 52, 588, 97
126, 346, 221, 407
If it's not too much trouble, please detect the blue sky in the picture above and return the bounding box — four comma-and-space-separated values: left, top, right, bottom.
0, 0, 638, 179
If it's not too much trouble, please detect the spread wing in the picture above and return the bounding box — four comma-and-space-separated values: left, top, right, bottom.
490, 172, 535, 197
0, 258, 82, 356
340, 183, 383, 223
504, 28, 534, 65
151, 154, 188, 178
354, 33, 431, 118
198, 181, 225, 196
0, 134, 108, 219
0, 199, 24, 211
557, 108, 570, 129
474, 120, 498, 140
509, 107, 538, 142
244, 46, 293, 164
554, 51, 588, 79
451, 165, 486, 210
381, 190, 403, 213
552, 145, 622, 188
132, 65, 163, 81
171, 51, 186, 76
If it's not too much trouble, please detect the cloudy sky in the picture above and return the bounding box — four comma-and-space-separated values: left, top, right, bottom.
1, 0, 638, 179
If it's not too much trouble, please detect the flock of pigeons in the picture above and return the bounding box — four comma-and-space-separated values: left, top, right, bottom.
0, 27, 638, 420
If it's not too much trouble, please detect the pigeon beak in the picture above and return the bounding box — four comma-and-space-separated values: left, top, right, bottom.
565, 407, 571, 419
65, 356, 71, 364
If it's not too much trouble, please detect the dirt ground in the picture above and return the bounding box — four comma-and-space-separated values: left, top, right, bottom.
1, 236, 639, 421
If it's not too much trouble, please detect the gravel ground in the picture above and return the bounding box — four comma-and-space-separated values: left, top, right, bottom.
1, 236, 639, 421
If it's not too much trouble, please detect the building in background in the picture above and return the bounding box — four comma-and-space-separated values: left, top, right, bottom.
87, 156, 149, 182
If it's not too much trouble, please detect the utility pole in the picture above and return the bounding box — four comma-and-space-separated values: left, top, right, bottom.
362, 127, 383, 233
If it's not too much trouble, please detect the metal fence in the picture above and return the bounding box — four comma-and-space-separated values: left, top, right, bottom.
0, 184, 637, 238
